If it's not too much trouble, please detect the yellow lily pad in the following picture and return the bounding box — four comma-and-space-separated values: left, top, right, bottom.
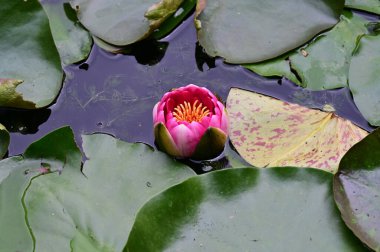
226, 88, 368, 173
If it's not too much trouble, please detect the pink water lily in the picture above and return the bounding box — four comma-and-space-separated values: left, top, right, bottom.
153, 84, 228, 159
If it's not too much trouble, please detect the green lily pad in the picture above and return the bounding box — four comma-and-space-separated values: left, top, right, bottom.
334, 128, 380, 251
126, 167, 366, 251
195, 0, 344, 64
41, 0, 92, 65
0, 124, 9, 158
0, 126, 81, 252
345, 0, 380, 15
349, 33, 380, 126
71, 0, 183, 46
25, 133, 195, 251
244, 11, 369, 90
0, 1, 63, 109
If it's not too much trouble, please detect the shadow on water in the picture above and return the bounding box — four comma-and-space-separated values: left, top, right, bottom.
4, 13, 375, 171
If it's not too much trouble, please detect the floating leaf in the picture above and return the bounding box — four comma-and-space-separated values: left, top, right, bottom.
0, 126, 81, 252
71, 0, 183, 46
126, 167, 366, 251
334, 128, 380, 251
345, 0, 380, 15
349, 33, 380, 126
195, 0, 344, 63
41, 0, 92, 65
0, 1, 63, 108
0, 124, 9, 158
244, 11, 369, 90
226, 88, 368, 173
25, 133, 195, 251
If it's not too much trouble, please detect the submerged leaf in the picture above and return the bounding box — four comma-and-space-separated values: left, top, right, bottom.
226, 88, 368, 173
349, 33, 380, 126
71, 0, 183, 46
0, 1, 63, 108
196, 0, 344, 63
334, 128, 380, 251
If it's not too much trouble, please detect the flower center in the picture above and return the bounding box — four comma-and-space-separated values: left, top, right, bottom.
173, 100, 210, 122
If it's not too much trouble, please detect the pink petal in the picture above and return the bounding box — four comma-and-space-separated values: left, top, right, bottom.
170, 124, 198, 157
152, 102, 159, 123
209, 114, 221, 128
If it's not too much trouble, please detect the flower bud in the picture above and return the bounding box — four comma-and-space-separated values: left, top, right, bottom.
153, 84, 228, 160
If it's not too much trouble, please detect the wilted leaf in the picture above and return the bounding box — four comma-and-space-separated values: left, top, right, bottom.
334, 128, 380, 251
126, 167, 366, 251
196, 0, 344, 63
0, 123, 9, 158
71, 0, 183, 46
25, 133, 195, 251
349, 33, 380, 126
244, 11, 369, 90
0, 1, 63, 108
41, 0, 92, 65
0, 126, 81, 252
345, 0, 380, 15
226, 88, 368, 173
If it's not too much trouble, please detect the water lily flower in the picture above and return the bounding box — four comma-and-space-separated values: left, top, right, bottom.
153, 84, 228, 160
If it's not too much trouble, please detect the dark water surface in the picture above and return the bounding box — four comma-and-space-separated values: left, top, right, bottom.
1, 14, 374, 157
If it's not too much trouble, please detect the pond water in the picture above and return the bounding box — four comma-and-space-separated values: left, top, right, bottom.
0, 12, 374, 170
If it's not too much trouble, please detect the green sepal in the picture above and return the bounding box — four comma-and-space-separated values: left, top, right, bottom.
191, 127, 227, 160
154, 122, 181, 157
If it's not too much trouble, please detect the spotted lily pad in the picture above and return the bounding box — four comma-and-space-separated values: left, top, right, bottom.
334, 127, 380, 251
345, 0, 380, 15
25, 133, 195, 251
40, 0, 92, 65
71, 0, 183, 46
195, 0, 344, 63
0, 1, 63, 109
349, 33, 380, 126
126, 167, 366, 251
244, 11, 369, 90
226, 88, 368, 173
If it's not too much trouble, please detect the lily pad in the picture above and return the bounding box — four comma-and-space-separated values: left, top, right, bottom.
126, 167, 366, 251
0, 126, 81, 252
40, 0, 92, 65
349, 33, 380, 126
226, 88, 368, 173
244, 11, 369, 90
0, 124, 9, 158
334, 128, 380, 251
345, 0, 380, 15
71, 0, 183, 46
195, 0, 344, 64
0, 1, 63, 109
25, 133, 195, 251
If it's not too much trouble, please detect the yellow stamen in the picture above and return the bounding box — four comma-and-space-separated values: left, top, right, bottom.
172, 100, 210, 122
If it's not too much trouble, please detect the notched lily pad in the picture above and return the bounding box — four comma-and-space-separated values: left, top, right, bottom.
126, 167, 366, 251
334, 128, 380, 251
349, 33, 380, 126
244, 11, 370, 90
227, 88, 368, 173
71, 0, 183, 46
0, 126, 81, 252
25, 133, 195, 251
196, 0, 344, 64
0, 1, 63, 109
